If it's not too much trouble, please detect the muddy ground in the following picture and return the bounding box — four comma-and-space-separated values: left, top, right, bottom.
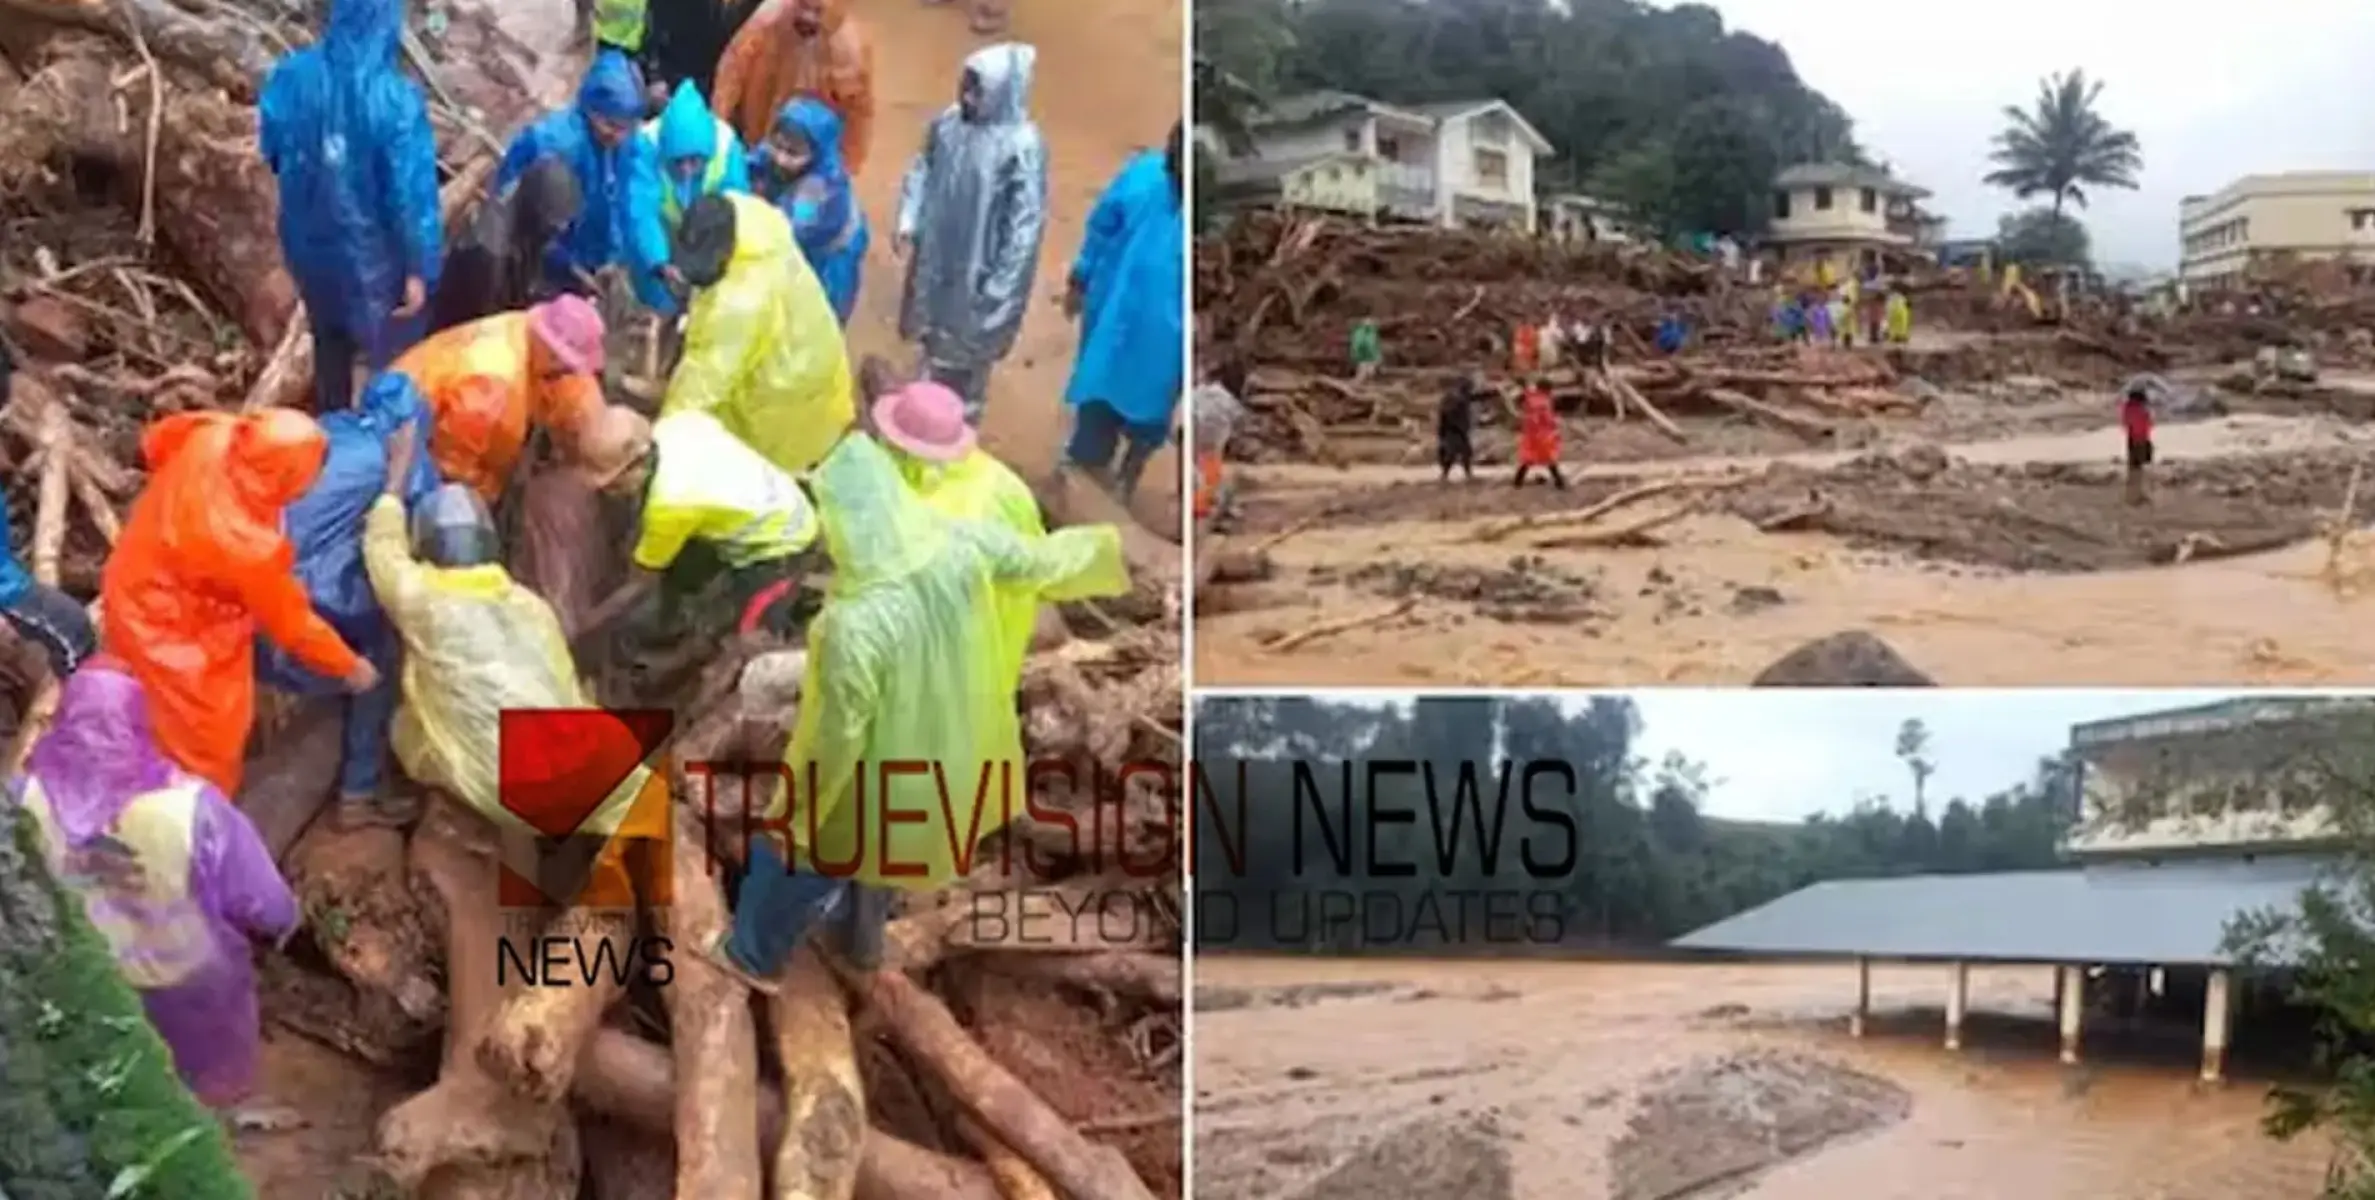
1198, 359, 2375, 685
1193, 957, 2335, 1200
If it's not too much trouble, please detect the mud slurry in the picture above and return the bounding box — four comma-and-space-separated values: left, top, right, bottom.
1609, 1051, 1912, 1200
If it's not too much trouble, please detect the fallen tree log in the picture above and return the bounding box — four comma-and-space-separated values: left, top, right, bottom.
476, 909, 636, 1105
0, 0, 277, 101
660, 798, 765, 1198
841, 965, 1160, 1200
1703, 387, 1835, 442
573, 1028, 1006, 1200
376, 799, 582, 1198
770, 944, 867, 1200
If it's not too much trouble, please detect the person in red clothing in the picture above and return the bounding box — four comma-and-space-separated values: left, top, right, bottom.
1513, 377, 1567, 489
2121, 382, 2154, 505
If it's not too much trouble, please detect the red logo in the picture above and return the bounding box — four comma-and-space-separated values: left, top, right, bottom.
496, 709, 676, 908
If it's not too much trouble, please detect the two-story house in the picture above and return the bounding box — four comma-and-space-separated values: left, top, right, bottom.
1765, 162, 1933, 278
1203, 90, 1555, 233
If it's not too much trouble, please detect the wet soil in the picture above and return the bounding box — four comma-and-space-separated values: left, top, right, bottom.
1193, 956, 2335, 1200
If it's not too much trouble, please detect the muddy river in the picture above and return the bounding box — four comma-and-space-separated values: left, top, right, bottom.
232, 2, 1182, 1192
1194, 956, 2335, 1200
1196, 404, 2375, 686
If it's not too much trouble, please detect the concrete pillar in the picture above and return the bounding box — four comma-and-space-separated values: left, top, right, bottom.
1945, 960, 1969, 1051
2202, 967, 2234, 1085
1850, 956, 1870, 1038
2058, 964, 2085, 1065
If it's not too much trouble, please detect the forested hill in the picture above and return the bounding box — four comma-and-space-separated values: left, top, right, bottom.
1190, 696, 2073, 953
1196, 0, 1865, 238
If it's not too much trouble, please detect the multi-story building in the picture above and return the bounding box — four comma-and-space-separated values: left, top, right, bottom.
1677, 696, 2369, 1085
2179, 172, 2375, 291
1765, 162, 1932, 276
1198, 90, 1555, 233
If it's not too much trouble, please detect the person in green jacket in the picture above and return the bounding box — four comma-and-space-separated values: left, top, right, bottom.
1350, 317, 1382, 382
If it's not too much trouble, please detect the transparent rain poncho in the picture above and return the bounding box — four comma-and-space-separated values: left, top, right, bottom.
776, 435, 1127, 888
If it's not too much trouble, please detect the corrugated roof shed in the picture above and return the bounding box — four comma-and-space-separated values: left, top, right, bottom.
1671, 856, 2329, 966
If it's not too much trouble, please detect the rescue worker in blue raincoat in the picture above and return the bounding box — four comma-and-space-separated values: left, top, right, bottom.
255, 372, 441, 830
257, 0, 442, 415
497, 51, 647, 297
1060, 125, 1184, 501
626, 80, 751, 314
756, 97, 868, 325
895, 43, 1049, 425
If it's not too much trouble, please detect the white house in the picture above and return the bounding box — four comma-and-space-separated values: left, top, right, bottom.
1765, 161, 1932, 276
1202, 90, 1555, 233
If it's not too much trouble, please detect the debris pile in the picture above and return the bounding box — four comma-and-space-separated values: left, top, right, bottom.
0, 4, 1183, 1197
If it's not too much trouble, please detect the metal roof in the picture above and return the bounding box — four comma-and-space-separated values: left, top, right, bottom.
1671, 856, 2331, 966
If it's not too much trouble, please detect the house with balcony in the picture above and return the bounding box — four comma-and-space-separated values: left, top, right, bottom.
2179, 172, 2375, 291
1676, 696, 2370, 1086
1764, 162, 1932, 278
1199, 89, 1555, 233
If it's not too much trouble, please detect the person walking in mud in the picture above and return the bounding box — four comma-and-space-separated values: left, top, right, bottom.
1512, 376, 1567, 490
1437, 373, 1479, 483
895, 44, 1049, 425
2122, 381, 2155, 506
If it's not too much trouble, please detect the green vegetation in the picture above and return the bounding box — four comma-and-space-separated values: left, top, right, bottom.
1996, 208, 2093, 268
0, 808, 252, 1200
1192, 696, 2072, 951
1983, 69, 2143, 222
1194, 0, 1864, 238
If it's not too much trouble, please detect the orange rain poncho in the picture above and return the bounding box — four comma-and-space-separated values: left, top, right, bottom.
712, 0, 875, 176
390, 311, 605, 502
1512, 323, 1540, 374
99, 411, 365, 794
1516, 386, 1561, 468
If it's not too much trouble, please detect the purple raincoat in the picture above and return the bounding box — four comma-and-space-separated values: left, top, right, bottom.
17, 663, 299, 1105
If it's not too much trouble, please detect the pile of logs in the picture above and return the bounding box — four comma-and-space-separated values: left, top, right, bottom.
1197, 211, 1764, 371
1226, 346, 1921, 465
0, 3, 1186, 1197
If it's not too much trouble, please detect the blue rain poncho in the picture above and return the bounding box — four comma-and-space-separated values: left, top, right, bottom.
1062, 149, 1183, 429
773, 436, 1127, 889
498, 51, 647, 287
764, 98, 868, 325
254, 373, 440, 796
257, 0, 441, 362
895, 43, 1049, 369
626, 80, 752, 313
0, 496, 32, 608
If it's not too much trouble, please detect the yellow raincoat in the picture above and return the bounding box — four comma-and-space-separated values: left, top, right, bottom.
663, 192, 855, 477
898, 446, 1046, 681
773, 435, 1127, 889
633, 410, 821, 571
362, 495, 660, 861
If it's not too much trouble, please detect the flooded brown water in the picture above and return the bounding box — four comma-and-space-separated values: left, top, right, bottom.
1194, 956, 2335, 1199
1196, 415, 2375, 686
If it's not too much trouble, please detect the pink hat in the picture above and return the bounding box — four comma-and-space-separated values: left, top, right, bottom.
528, 294, 606, 376
870, 381, 975, 463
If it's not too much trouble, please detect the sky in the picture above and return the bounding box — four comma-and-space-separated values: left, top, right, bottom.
1627, 691, 2237, 822
1694, 0, 2375, 272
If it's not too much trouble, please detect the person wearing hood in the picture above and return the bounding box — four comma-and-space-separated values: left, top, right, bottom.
713, 0, 875, 176
0, 482, 96, 684
704, 430, 1130, 994
12, 660, 300, 1114
1060, 127, 1184, 502
756, 98, 869, 325
255, 373, 441, 831
626, 80, 752, 314
432, 155, 584, 332
389, 295, 610, 504
894, 43, 1048, 425
99, 410, 377, 796
257, 0, 442, 414
664, 193, 854, 476
361, 435, 667, 875
498, 51, 647, 294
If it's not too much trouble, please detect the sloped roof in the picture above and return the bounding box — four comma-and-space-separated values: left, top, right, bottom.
1249, 92, 1554, 155
1405, 99, 1555, 155
1776, 162, 1930, 199
1671, 856, 2327, 966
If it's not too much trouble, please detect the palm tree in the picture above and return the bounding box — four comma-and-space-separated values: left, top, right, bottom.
1984, 69, 2143, 218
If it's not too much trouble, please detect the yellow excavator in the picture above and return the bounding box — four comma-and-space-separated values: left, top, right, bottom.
1999, 264, 2066, 325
